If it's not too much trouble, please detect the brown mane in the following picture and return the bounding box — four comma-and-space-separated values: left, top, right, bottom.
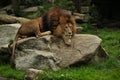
42, 7, 74, 32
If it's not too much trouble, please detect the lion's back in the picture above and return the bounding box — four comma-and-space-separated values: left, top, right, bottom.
42, 7, 72, 33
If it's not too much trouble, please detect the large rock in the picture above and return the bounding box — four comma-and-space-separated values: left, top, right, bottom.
0, 24, 20, 47
0, 24, 20, 63
0, 24, 108, 71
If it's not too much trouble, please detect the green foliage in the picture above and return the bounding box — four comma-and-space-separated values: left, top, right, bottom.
80, 22, 92, 32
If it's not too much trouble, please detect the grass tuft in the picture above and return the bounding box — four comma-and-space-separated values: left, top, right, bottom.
0, 65, 24, 80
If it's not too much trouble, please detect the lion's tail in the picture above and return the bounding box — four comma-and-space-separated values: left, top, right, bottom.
11, 34, 19, 67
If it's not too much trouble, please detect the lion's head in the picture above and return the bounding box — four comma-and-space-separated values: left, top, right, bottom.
62, 23, 73, 45
53, 22, 76, 45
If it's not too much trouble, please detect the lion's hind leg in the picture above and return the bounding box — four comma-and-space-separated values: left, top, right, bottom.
39, 31, 51, 36
35, 30, 51, 38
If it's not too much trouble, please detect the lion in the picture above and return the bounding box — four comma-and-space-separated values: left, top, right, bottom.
11, 18, 51, 66
53, 22, 75, 45
42, 7, 76, 45
11, 7, 76, 66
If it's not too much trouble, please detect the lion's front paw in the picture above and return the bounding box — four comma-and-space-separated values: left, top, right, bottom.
65, 39, 72, 46
47, 31, 51, 34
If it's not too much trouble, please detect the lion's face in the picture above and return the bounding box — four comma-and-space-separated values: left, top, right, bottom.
62, 23, 74, 45
53, 21, 76, 46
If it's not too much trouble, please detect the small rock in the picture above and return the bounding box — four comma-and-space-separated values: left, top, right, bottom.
24, 68, 43, 80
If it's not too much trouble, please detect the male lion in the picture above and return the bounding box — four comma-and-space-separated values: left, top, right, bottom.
11, 7, 76, 67
42, 7, 76, 45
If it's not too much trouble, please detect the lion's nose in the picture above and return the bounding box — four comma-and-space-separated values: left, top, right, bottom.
68, 32, 72, 39
68, 32, 72, 35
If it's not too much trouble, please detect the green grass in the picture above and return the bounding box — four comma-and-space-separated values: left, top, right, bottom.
38, 56, 120, 80
82, 27, 120, 57
0, 65, 24, 80
39, 67, 120, 80
0, 25, 120, 80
